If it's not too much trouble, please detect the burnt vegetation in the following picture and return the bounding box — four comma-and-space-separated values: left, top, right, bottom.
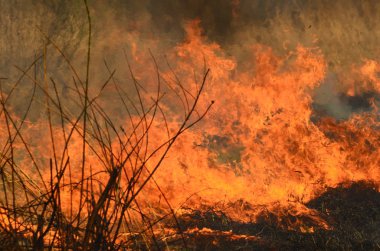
160, 181, 380, 251
0, 1, 212, 250
1, 2, 380, 251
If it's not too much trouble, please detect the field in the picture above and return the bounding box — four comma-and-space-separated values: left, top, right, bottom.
1, 1, 380, 250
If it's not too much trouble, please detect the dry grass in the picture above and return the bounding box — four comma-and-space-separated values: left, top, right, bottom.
0, 1, 212, 250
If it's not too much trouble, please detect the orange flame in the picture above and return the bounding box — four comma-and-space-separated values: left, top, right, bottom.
1, 19, 380, 244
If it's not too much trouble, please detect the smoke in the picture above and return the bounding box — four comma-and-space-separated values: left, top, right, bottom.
1, 0, 380, 120
1, 0, 380, 224
312, 73, 378, 121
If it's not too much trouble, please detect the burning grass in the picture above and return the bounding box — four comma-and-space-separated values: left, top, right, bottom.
0, 2, 212, 249
157, 181, 380, 250
0, 46, 212, 250
2, 1, 380, 250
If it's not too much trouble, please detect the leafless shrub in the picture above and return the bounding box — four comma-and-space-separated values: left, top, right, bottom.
0, 1, 212, 250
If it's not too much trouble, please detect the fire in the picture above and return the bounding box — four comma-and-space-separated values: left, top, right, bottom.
140, 21, 380, 228
1, 15, 380, 249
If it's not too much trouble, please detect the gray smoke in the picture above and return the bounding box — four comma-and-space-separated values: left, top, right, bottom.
2, 0, 380, 120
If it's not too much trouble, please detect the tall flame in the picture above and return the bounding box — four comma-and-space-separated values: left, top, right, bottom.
1, 18, 380, 246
